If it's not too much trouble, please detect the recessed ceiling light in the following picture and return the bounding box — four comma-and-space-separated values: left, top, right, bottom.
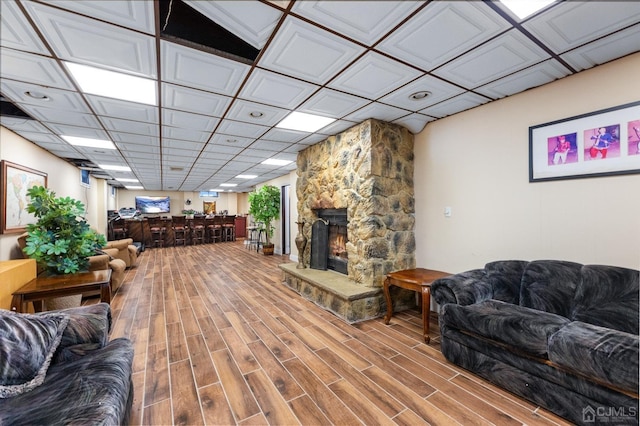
262, 158, 292, 166
409, 91, 431, 101
65, 62, 157, 105
99, 164, 131, 172
249, 111, 264, 118
116, 178, 139, 183
276, 111, 335, 133
236, 174, 257, 179
211, 188, 225, 192
226, 139, 238, 143
62, 135, 116, 150
500, 0, 555, 19
220, 183, 237, 187
25, 91, 50, 101
124, 185, 144, 190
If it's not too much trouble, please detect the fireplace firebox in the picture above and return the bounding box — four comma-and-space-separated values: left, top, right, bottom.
310, 208, 348, 274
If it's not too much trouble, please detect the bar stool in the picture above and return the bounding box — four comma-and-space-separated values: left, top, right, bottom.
112, 218, 127, 239
147, 216, 166, 248
206, 216, 222, 243
191, 215, 206, 245
222, 215, 236, 241
171, 216, 188, 246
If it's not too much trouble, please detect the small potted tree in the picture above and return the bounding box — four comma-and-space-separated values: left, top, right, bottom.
248, 185, 280, 255
22, 186, 106, 275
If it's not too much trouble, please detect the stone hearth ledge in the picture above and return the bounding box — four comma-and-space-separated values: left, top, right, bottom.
279, 263, 383, 323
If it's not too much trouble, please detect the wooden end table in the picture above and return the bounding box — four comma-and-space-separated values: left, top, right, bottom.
11, 270, 112, 313
383, 268, 450, 343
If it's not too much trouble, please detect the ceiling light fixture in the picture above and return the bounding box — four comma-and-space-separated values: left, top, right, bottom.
262, 158, 292, 166
249, 111, 264, 118
65, 62, 157, 105
220, 183, 237, 187
124, 185, 144, 190
25, 91, 50, 101
236, 174, 257, 179
211, 188, 225, 192
116, 178, 139, 183
499, 0, 555, 19
276, 111, 335, 133
99, 164, 131, 172
409, 91, 431, 101
62, 135, 116, 149
226, 139, 238, 143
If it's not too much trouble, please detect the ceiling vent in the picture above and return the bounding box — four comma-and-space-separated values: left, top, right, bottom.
159, 0, 259, 64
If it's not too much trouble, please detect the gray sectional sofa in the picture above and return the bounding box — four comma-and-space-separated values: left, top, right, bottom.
0, 303, 133, 425
432, 260, 639, 425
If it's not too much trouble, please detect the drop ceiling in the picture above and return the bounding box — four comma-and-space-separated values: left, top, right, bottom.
1, 0, 639, 192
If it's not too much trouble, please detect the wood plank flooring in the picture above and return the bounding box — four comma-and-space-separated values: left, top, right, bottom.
100, 240, 571, 425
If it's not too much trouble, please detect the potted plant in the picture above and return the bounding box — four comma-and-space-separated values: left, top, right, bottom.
181, 209, 196, 219
22, 186, 107, 275
248, 184, 280, 255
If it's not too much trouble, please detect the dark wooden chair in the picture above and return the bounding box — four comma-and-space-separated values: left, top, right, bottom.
111, 218, 127, 240
191, 215, 206, 245
171, 216, 188, 246
206, 217, 222, 243
222, 215, 236, 242
147, 216, 166, 248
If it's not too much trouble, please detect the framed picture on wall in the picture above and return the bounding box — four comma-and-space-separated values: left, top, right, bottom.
1, 160, 48, 234
203, 201, 216, 215
529, 101, 640, 182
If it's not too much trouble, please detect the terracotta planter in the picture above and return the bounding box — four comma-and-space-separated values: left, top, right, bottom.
262, 243, 275, 255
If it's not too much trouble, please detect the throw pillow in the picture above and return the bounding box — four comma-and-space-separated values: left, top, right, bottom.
0, 310, 69, 398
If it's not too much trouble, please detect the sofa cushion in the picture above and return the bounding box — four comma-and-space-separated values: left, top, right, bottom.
0, 338, 134, 425
441, 299, 570, 357
431, 269, 489, 306
519, 260, 582, 318
0, 311, 69, 398
549, 321, 639, 394
572, 265, 639, 335
46, 303, 112, 351
484, 260, 528, 304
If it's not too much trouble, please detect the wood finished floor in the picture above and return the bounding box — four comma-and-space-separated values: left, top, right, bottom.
99, 240, 572, 426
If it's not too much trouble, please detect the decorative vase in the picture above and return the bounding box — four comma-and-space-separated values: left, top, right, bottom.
295, 221, 307, 269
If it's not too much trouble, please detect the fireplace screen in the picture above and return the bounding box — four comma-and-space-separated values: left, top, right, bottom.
310, 208, 348, 274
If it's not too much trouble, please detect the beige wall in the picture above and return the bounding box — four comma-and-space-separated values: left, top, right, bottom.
415, 52, 640, 273
116, 190, 248, 216
0, 127, 110, 260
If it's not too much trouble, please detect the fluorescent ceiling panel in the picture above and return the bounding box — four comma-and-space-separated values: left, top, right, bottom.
66, 62, 157, 105
61, 135, 115, 149
276, 111, 336, 132
500, 0, 555, 19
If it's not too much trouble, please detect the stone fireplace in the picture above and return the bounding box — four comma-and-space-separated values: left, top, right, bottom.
280, 119, 416, 322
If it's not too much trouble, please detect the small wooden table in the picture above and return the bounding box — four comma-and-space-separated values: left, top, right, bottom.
11, 270, 112, 313
383, 268, 450, 343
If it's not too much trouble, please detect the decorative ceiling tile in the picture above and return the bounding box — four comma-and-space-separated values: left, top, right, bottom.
33, 109, 102, 129
524, 2, 640, 53
258, 16, 365, 85
162, 110, 219, 133
377, 1, 510, 71
261, 128, 307, 143
379, 74, 466, 111
43, 0, 155, 34
420, 92, 490, 118
560, 26, 640, 72
250, 139, 293, 152
183, 0, 282, 49
291, 0, 422, 46
298, 88, 370, 119
0, 117, 51, 133
342, 101, 409, 123
37, 123, 110, 140
161, 41, 250, 95
217, 119, 269, 139
162, 127, 211, 143
209, 134, 254, 148
327, 51, 422, 100
316, 119, 358, 136
162, 83, 232, 116
87, 95, 159, 123
23, 1, 156, 76
225, 99, 290, 127
239, 68, 319, 109
0, 48, 75, 90
433, 29, 550, 88
99, 117, 159, 136
0, 1, 49, 54
476, 59, 571, 99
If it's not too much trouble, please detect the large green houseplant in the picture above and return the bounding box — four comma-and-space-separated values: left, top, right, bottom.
248, 184, 280, 255
22, 186, 106, 274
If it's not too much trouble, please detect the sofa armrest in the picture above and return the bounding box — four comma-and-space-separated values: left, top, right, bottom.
126, 245, 137, 266
88, 254, 110, 271
432, 269, 493, 306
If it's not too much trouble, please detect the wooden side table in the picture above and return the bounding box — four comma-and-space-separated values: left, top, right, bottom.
383, 268, 450, 343
11, 270, 112, 313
